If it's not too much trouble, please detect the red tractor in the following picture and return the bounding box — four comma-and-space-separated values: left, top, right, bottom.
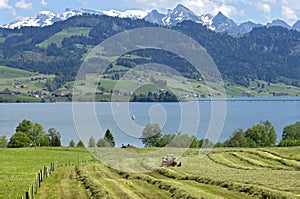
161, 154, 177, 167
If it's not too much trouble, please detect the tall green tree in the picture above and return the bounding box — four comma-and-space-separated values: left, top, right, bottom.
15, 119, 50, 147
156, 134, 175, 147
279, 121, 300, 147
48, 128, 61, 147
69, 140, 75, 147
16, 119, 33, 134
0, 135, 8, 148
88, 136, 96, 147
50, 135, 61, 147
226, 129, 248, 147
198, 138, 214, 148
97, 138, 111, 147
245, 120, 276, 147
141, 123, 162, 147
168, 133, 194, 148
31, 123, 49, 146
282, 121, 300, 140
104, 129, 115, 147
7, 132, 32, 148
190, 136, 200, 148
77, 140, 85, 147
224, 121, 277, 148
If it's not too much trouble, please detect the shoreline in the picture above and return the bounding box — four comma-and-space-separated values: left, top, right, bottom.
0, 96, 299, 104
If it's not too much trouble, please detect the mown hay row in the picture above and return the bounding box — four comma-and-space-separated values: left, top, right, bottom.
230, 152, 279, 169
207, 153, 253, 170
145, 163, 297, 199
246, 151, 300, 170
75, 165, 113, 199
259, 149, 300, 161
109, 167, 199, 199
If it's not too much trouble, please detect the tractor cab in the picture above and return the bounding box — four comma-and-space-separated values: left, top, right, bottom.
161, 154, 177, 166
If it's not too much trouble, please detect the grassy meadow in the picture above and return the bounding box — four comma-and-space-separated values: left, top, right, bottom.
1, 147, 299, 198
0, 147, 93, 198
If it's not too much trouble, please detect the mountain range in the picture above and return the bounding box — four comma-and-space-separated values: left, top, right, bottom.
0, 12, 299, 90
2, 4, 299, 34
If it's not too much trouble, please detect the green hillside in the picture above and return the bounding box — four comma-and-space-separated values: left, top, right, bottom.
0, 66, 56, 102
0, 15, 299, 91
0, 66, 31, 79
37, 27, 91, 48
0, 65, 299, 103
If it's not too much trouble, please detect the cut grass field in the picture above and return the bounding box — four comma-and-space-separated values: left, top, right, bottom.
35, 166, 91, 199
1, 147, 299, 198
0, 148, 93, 198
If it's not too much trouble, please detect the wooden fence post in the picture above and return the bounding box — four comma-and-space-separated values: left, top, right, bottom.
21, 160, 60, 199
38, 173, 41, 188
31, 185, 34, 199
44, 166, 47, 178
25, 192, 29, 199
40, 170, 43, 182
36, 177, 39, 193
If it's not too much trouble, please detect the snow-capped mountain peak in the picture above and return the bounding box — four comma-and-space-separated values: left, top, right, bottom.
212, 11, 238, 32
2, 10, 60, 29
103, 9, 150, 19
147, 3, 204, 25
1, 7, 149, 29
1, 4, 299, 34
36, 10, 60, 26
144, 10, 165, 24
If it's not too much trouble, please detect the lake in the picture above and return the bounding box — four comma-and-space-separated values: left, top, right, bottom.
0, 97, 299, 147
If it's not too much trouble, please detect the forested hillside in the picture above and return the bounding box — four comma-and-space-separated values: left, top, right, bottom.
0, 14, 299, 88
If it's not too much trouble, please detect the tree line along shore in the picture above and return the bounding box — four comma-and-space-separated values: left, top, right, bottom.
0, 119, 299, 149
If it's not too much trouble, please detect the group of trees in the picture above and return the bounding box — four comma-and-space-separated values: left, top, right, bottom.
2, 119, 299, 149
68, 139, 85, 148
3, 119, 61, 148
0, 135, 8, 148
131, 90, 178, 102
69, 129, 116, 148
279, 122, 300, 147
218, 121, 277, 148
90, 129, 115, 147
140, 123, 213, 148
141, 121, 300, 148
219, 121, 300, 148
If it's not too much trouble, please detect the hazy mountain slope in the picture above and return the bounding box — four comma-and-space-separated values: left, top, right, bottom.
0, 15, 299, 88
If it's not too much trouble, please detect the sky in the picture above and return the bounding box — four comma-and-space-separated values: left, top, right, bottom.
0, 0, 299, 26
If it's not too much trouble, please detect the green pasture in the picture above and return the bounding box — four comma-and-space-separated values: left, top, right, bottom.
0, 147, 93, 198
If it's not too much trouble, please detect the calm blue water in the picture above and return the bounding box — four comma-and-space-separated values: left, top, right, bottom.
0, 97, 299, 147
